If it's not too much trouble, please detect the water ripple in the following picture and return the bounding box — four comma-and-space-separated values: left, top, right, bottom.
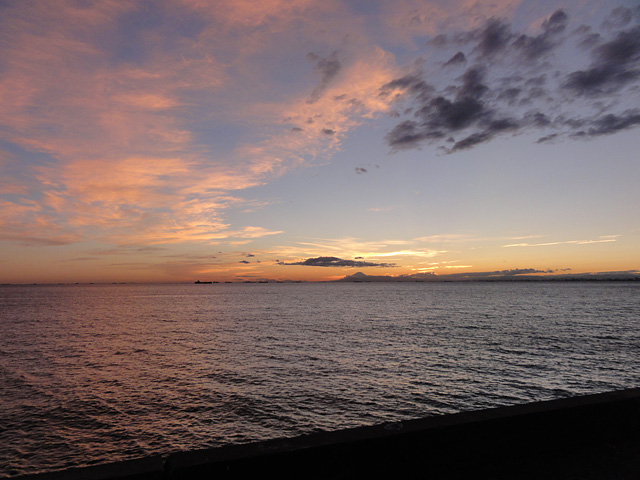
1, 282, 638, 477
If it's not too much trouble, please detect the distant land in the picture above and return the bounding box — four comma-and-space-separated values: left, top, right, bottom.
3, 271, 640, 286
335, 271, 640, 283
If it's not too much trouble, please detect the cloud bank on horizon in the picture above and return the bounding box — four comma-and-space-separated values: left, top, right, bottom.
0, 0, 639, 282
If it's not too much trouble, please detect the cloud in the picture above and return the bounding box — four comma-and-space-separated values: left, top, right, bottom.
2, 1, 398, 248
576, 111, 640, 137
503, 235, 619, 247
488, 268, 551, 275
512, 9, 568, 61
443, 268, 555, 278
563, 25, 640, 96
602, 6, 633, 30
0, 1, 259, 247
0, 199, 81, 246
234, 226, 283, 239
277, 256, 396, 267
385, 67, 520, 151
474, 18, 514, 58
307, 51, 342, 103
378, 0, 522, 44
414, 233, 474, 242
269, 237, 446, 271
383, 6, 640, 153
444, 51, 466, 67
1, 0, 636, 270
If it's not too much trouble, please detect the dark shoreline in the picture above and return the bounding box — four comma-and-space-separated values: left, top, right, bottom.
10, 387, 640, 479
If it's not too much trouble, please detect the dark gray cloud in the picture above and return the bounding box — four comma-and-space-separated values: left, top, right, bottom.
426, 69, 489, 130
475, 19, 514, 57
578, 31, 601, 49
536, 132, 559, 143
434, 267, 559, 279
355, 167, 367, 174
321, 128, 335, 135
596, 26, 640, 64
602, 6, 633, 30
427, 34, 448, 48
380, 74, 434, 102
307, 51, 341, 103
457, 10, 567, 61
383, 6, 640, 154
239, 260, 250, 264
512, 9, 568, 61
497, 87, 521, 105
525, 111, 551, 127
278, 256, 395, 268
449, 117, 519, 152
467, 268, 554, 277
572, 110, 640, 137
444, 51, 466, 67
387, 67, 520, 152
564, 26, 640, 95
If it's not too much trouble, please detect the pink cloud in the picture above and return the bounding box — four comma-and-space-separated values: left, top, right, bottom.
0, 200, 81, 246
1, 0, 518, 250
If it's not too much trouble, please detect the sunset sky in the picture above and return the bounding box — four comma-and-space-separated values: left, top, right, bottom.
1, 0, 639, 283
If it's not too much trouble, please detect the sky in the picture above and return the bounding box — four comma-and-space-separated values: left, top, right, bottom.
1, 0, 639, 283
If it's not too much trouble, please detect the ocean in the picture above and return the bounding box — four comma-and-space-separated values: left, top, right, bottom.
1, 281, 638, 477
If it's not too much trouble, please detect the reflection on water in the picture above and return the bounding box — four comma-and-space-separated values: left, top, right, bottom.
1, 282, 639, 476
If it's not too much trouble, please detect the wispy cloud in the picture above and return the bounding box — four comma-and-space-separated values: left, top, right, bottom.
0, 1, 397, 248
414, 233, 477, 243
370, 250, 443, 258
503, 235, 620, 247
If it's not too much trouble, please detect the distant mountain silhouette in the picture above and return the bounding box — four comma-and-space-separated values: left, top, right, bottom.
336, 271, 640, 282
337, 272, 438, 282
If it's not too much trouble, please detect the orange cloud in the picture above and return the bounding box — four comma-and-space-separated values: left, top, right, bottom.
2, 0, 524, 252
0, 3, 255, 247
0, 199, 81, 246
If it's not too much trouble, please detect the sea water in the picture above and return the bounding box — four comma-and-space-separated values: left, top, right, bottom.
1, 281, 639, 477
